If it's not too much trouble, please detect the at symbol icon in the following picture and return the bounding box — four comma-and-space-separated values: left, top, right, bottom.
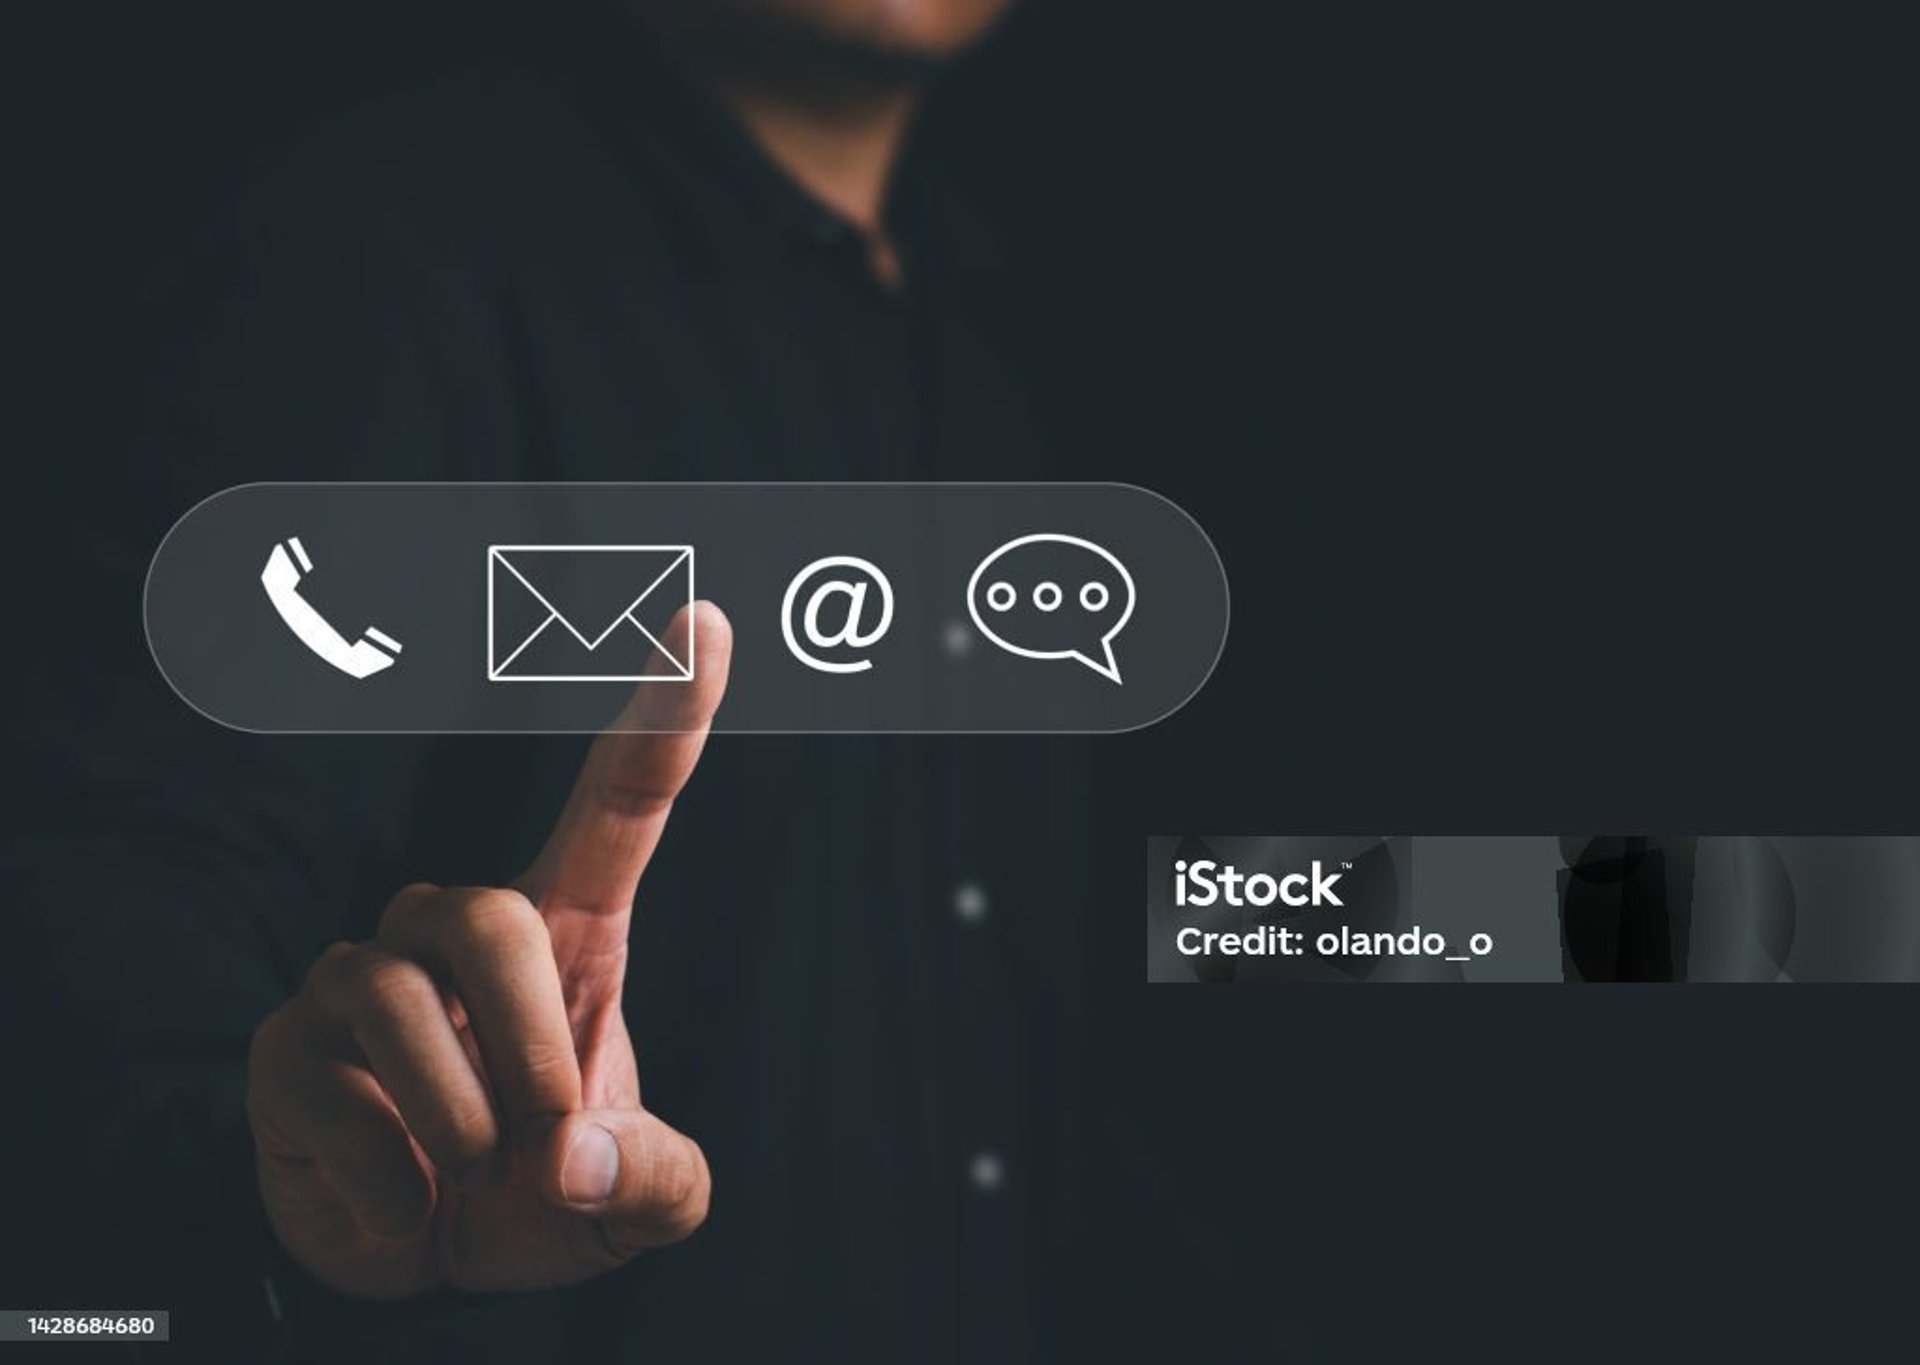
780, 555, 896, 674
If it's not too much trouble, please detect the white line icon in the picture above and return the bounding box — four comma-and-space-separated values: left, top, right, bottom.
780, 555, 895, 674
262, 536, 402, 680
966, 533, 1135, 684
487, 545, 694, 682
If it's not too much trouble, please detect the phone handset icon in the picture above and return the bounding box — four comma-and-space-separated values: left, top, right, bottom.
261, 536, 402, 679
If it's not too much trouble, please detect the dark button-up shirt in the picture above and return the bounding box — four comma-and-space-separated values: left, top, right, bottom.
8, 18, 1254, 1363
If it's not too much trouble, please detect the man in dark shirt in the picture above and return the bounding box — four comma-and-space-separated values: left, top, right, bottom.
9, 1, 1247, 1359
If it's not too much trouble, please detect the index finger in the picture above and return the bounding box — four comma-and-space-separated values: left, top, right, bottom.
519, 600, 732, 918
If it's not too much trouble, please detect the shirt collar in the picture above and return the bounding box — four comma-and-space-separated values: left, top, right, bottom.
540, 11, 912, 260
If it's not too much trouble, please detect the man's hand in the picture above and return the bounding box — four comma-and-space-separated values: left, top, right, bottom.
247, 603, 732, 1299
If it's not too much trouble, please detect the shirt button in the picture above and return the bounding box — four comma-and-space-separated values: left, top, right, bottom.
968, 1151, 1005, 1193
952, 881, 989, 924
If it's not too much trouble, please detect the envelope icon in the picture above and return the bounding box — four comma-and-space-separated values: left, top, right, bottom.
488, 544, 695, 682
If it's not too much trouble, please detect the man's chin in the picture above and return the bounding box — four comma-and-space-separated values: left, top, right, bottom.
639, 0, 986, 94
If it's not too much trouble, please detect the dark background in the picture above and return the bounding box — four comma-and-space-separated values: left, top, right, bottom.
10, 1, 1917, 1357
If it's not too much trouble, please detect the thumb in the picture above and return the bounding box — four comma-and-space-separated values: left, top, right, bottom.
539, 1107, 712, 1255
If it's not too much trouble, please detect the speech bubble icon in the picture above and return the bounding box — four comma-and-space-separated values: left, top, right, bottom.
966, 533, 1136, 684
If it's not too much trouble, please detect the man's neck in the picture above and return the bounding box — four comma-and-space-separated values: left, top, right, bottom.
640, 16, 925, 288
716, 78, 920, 243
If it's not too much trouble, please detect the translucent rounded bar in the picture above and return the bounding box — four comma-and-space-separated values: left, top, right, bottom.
146, 483, 1229, 733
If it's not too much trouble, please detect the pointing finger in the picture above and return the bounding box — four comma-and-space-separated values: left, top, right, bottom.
519, 601, 732, 918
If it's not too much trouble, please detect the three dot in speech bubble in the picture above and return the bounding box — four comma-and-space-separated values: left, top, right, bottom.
965, 533, 1135, 684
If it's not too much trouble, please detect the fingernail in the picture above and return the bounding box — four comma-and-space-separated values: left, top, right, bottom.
561, 1123, 620, 1205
